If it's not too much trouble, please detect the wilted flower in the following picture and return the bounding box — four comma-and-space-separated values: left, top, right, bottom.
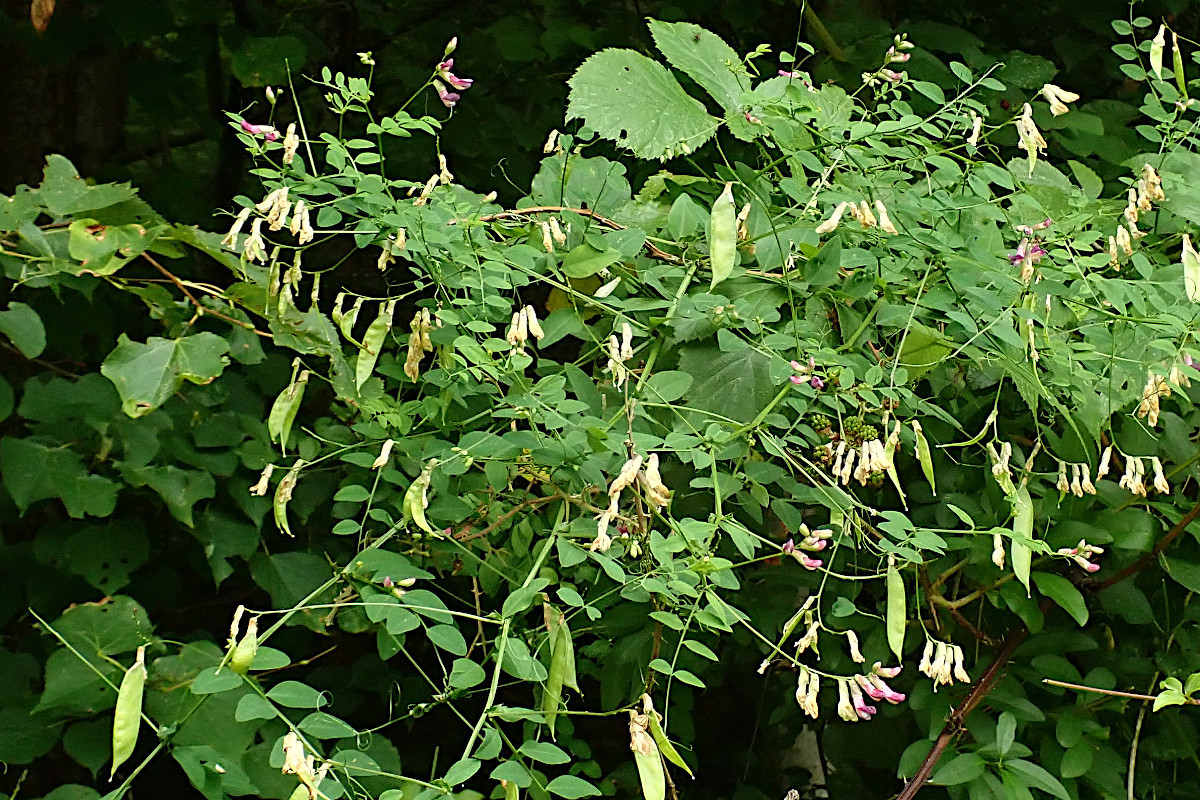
1097, 445, 1113, 480
795, 620, 820, 654
1151, 25, 1167, 80
543, 130, 561, 154
250, 464, 275, 496
638, 453, 672, 510
919, 641, 970, 690
243, 218, 267, 263
795, 667, 820, 718
1118, 455, 1147, 497
1142, 164, 1166, 202
815, 201, 850, 235
221, 206, 252, 247
836, 679, 858, 722
966, 110, 982, 146
1116, 224, 1133, 256
1151, 456, 1171, 494
404, 308, 434, 381
1015, 103, 1047, 176
372, 439, 395, 470
1040, 83, 1080, 116
846, 630, 865, 663
282, 123, 300, 165
1008, 237, 1046, 282
875, 200, 899, 235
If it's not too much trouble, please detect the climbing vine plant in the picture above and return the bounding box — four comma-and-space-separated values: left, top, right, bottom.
7, 12, 1200, 800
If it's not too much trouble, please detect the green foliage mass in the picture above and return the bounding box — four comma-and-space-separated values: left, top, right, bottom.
7, 10, 1200, 800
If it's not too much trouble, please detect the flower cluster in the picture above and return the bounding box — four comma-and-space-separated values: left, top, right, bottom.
404, 308, 435, 381
1008, 218, 1051, 282
788, 357, 825, 389
1055, 460, 1097, 497
835, 670, 904, 722
433, 39, 473, 108
1057, 540, 1104, 573
822, 421, 902, 488
591, 452, 671, 553
1110, 453, 1170, 497
815, 199, 898, 235
605, 322, 636, 389
782, 523, 832, 570
1137, 370, 1173, 427
505, 305, 545, 353
1111, 164, 1164, 268
918, 641, 970, 690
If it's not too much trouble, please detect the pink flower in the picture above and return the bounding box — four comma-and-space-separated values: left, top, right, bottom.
855, 674, 887, 701
880, 69, 905, 84
240, 120, 279, 141
794, 553, 822, 570
781, 538, 795, 554
382, 576, 395, 588
745, 111, 762, 124
779, 70, 802, 78
434, 80, 460, 108
801, 538, 827, 552
849, 681, 876, 719
872, 662, 902, 679
810, 376, 826, 391
789, 374, 806, 385
436, 58, 474, 91
867, 674, 906, 703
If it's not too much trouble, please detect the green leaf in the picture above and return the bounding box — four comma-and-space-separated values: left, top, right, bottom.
545, 774, 601, 798
0, 436, 119, 518
266, 680, 325, 708
649, 20, 750, 112
0, 302, 46, 358
928, 753, 986, 785
66, 219, 159, 276
643, 370, 693, 403
230, 36, 307, 86
427, 625, 468, 656
443, 757, 481, 786
39, 155, 137, 216
118, 464, 215, 527
448, 658, 487, 690
101, 333, 230, 417
678, 343, 776, 424
299, 712, 357, 739
1184, 235, 1200, 303
530, 153, 632, 217
567, 49, 719, 161
562, 244, 623, 279
519, 741, 571, 765
1031, 572, 1088, 626
233, 693, 276, 722
190, 667, 243, 695
898, 325, 953, 382
1004, 758, 1070, 800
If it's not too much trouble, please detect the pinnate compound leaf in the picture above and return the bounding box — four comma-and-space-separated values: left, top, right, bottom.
567, 49, 718, 161
102, 333, 229, 417
648, 20, 750, 112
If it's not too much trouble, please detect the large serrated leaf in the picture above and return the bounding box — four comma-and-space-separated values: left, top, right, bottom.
649, 20, 750, 113
567, 49, 718, 161
101, 333, 230, 417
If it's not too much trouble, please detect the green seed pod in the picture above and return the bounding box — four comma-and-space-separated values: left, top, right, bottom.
707, 182, 737, 289
230, 616, 258, 675
355, 299, 396, 390
110, 646, 147, 779
886, 557, 905, 661
1011, 485, 1034, 597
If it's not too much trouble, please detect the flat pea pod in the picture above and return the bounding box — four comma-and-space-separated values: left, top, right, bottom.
634, 747, 665, 800
110, 646, 147, 779
706, 182, 737, 289
501, 779, 520, 800
647, 710, 693, 778
1173, 31, 1188, 99
885, 557, 905, 661
1011, 485, 1034, 597
355, 299, 396, 390
268, 363, 308, 454
912, 421, 936, 496
339, 296, 366, 339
